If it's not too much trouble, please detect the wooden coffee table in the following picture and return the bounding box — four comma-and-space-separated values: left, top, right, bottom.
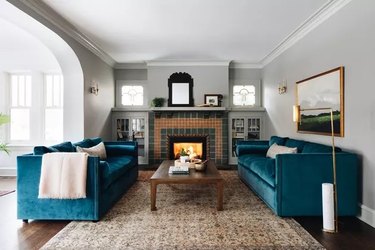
150, 160, 224, 211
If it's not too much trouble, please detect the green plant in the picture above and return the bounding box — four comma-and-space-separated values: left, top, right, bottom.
0, 114, 10, 154
151, 97, 165, 107
180, 148, 188, 156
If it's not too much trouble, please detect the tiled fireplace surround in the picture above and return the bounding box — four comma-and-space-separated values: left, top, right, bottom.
149, 111, 228, 166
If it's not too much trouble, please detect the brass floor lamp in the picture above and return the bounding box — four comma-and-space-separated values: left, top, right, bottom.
293, 105, 338, 233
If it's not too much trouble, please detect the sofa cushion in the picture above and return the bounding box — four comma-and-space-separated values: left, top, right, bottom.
248, 158, 276, 188
33, 146, 59, 155
269, 136, 288, 146
90, 137, 103, 146
266, 143, 297, 158
105, 144, 138, 157
100, 156, 136, 190
285, 139, 306, 153
73, 139, 94, 150
238, 155, 265, 169
34, 141, 74, 155
236, 145, 269, 156
77, 142, 107, 160
302, 142, 342, 153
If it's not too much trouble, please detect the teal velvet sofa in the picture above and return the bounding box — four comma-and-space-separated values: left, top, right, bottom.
236, 136, 358, 216
17, 137, 138, 222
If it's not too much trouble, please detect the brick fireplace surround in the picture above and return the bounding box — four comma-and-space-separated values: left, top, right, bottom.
149, 111, 228, 166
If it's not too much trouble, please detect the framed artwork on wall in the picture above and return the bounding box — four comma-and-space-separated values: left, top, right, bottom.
296, 66, 344, 137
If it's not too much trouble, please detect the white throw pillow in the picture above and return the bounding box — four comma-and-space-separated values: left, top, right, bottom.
76, 142, 107, 160
266, 143, 297, 159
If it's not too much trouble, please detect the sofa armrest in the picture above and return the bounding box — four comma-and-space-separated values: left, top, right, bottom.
236, 143, 269, 156
275, 152, 358, 216
17, 155, 101, 220
104, 141, 138, 157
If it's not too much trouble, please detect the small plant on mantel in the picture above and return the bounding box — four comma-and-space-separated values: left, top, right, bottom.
0, 114, 10, 154
151, 97, 165, 107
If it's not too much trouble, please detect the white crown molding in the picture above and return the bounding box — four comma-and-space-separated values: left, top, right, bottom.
229, 61, 262, 69
261, 0, 353, 67
146, 60, 230, 67
16, 0, 116, 67
115, 62, 147, 70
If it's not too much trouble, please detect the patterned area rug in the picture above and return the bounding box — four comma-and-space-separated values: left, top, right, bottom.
42, 171, 324, 249
0, 190, 15, 197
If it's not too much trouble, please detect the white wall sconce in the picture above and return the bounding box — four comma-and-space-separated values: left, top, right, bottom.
278, 80, 287, 94
89, 81, 99, 95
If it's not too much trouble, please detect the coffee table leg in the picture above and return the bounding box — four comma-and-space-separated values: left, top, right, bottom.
151, 181, 157, 211
217, 180, 223, 211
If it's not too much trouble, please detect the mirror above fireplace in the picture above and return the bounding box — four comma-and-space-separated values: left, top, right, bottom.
168, 72, 194, 107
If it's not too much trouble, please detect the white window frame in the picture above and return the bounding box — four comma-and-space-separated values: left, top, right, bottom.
44, 74, 64, 142
230, 80, 261, 107
115, 80, 148, 108
9, 74, 32, 142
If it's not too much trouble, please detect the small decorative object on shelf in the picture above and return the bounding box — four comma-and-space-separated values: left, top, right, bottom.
151, 97, 165, 107
204, 94, 223, 107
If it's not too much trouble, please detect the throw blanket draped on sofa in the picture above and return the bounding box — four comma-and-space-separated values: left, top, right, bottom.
38, 152, 89, 199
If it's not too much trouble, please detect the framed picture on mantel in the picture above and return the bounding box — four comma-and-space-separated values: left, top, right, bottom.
204, 94, 223, 107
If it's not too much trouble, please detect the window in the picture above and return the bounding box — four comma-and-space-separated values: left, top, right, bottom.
10, 75, 32, 141
121, 85, 144, 106
45, 74, 63, 141
233, 85, 256, 106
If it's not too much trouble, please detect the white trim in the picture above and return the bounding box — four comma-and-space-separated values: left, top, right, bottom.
147, 60, 230, 67
115, 62, 147, 70
18, 0, 116, 67
0, 168, 17, 176
229, 61, 262, 69
261, 0, 353, 66
358, 203, 375, 228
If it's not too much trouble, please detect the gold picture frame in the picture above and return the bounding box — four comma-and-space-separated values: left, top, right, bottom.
296, 67, 344, 137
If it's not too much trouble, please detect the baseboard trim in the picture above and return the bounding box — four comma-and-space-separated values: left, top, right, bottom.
0, 168, 16, 176
357, 203, 375, 228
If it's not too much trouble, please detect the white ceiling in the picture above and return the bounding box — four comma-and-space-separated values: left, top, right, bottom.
41, 0, 329, 64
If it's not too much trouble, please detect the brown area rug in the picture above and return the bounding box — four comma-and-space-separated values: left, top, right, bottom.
0, 190, 15, 197
42, 171, 324, 249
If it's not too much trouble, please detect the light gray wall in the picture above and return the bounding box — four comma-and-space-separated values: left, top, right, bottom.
148, 66, 229, 107
115, 69, 147, 81
262, 0, 375, 219
229, 68, 261, 80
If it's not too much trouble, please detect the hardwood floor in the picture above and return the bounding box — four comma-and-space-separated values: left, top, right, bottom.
1, 175, 375, 250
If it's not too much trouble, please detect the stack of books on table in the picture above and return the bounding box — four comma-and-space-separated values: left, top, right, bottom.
168, 166, 189, 175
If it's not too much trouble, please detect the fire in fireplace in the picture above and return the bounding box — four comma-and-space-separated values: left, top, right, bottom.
168, 135, 208, 160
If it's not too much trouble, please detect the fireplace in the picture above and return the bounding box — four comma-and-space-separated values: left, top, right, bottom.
168, 135, 208, 160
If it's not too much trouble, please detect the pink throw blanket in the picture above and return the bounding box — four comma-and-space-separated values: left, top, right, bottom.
38, 152, 88, 199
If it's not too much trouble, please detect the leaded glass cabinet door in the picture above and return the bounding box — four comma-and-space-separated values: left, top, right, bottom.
112, 111, 149, 164
228, 112, 264, 165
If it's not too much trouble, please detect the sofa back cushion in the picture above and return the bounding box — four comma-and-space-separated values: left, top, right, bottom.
285, 139, 306, 153
302, 142, 342, 153
269, 136, 288, 146
73, 139, 94, 150
33, 141, 74, 155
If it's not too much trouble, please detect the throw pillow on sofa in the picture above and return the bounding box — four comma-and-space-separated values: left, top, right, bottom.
266, 143, 297, 159
76, 142, 107, 160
